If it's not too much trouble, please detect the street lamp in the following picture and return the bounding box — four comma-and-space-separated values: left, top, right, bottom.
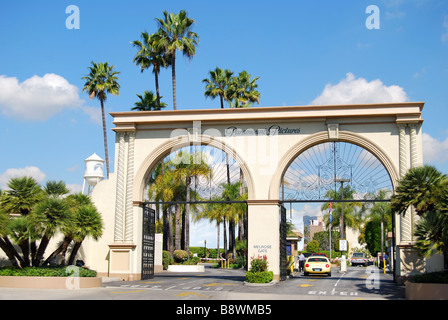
334, 178, 350, 240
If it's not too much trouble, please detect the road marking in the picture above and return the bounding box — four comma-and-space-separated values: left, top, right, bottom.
176, 292, 209, 298
110, 290, 145, 294
203, 283, 236, 287
298, 284, 314, 287
335, 273, 345, 287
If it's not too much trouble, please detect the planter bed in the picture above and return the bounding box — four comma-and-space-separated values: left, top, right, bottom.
167, 265, 205, 273
0, 276, 102, 289
406, 282, 448, 300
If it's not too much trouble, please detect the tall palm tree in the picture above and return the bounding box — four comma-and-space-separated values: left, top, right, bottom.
131, 31, 168, 109
202, 67, 234, 108
132, 90, 167, 111
227, 71, 261, 108
82, 61, 120, 178
156, 10, 199, 110
322, 186, 361, 239
168, 150, 211, 252
365, 190, 392, 257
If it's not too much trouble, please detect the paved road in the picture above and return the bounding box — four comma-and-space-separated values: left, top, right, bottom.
0, 265, 405, 301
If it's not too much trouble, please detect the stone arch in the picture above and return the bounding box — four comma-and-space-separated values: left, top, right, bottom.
269, 130, 400, 200
133, 134, 256, 203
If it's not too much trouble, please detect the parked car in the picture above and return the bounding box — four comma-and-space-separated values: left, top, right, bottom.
304, 256, 332, 277
311, 253, 327, 257
350, 252, 367, 267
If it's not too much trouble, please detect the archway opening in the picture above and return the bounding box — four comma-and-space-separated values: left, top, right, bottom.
280, 141, 394, 271
143, 144, 248, 267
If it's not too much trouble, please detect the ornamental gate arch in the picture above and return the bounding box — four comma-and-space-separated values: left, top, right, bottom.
85, 102, 431, 283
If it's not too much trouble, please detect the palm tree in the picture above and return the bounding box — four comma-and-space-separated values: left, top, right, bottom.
44, 192, 92, 266
414, 210, 448, 268
194, 197, 226, 258
391, 165, 447, 216
156, 10, 199, 110
167, 150, 211, 252
82, 61, 120, 178
322, 186, 361, 239
365, 190, 392, 257
202, 67, 234, 108
29, 196, 72, 266
67, 203, 103, 265
0, 176, 44, 267
131, 31, 169, 109
391, 165, 448, 267
132, 90, 167, 111
220, 181, 247, 257
227, 71, 261, 108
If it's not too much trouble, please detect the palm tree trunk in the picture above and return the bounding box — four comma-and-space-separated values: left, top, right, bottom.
100, 99, 110, 178
223, 217, 227, 257
33, 234, 50, 266
44, 236, 72, 266
68, 240, 83, 266
171, 54, 177, 110
18, 240, 30, 267
185, 176, 191, 254
168, 206, 174, 254
155, 70, 161, 110
175, 202, 181, 251
0, 237, 20, 268
216, 221, 221, 259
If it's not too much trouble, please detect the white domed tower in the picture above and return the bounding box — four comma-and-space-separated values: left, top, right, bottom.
82, 153, 105, 195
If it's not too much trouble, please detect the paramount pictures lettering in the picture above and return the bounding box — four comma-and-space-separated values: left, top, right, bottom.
225, 125, 301, 137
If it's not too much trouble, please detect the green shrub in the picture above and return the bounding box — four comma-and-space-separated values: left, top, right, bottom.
182, 257, 200, 265
162, 251, 173, 269
306, 240, 320, 253
245, 271, 274, 283
173, 250, 189, 263
249, 255, 268, 273
0, 266, 97, 277
411, 271, 448, 284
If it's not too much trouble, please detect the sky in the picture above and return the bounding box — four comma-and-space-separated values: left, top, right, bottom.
0, 0, 447, 248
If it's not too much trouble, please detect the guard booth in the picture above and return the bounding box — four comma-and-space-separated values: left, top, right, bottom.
82, 102, 441, 283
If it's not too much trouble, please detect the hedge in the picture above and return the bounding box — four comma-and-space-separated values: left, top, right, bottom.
245, 271, 274, 283
0, 266, 97, 277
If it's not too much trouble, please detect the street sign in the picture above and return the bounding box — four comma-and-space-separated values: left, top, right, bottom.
339, 239, 347, 251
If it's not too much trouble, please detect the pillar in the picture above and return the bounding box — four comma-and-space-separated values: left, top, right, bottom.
247, 200, 281, 281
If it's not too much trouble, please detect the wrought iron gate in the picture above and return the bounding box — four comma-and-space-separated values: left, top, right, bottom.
141, 205, 155, 280
279, 205, 287, 281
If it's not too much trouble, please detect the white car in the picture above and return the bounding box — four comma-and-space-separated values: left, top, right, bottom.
350, 252, 367, 267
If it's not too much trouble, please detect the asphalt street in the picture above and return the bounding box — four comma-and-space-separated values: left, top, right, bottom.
0, 265, 405, 301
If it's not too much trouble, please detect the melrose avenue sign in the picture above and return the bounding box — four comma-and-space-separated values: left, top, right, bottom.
225, 125, 301, 137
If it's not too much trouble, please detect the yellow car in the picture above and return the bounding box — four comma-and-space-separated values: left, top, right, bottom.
304, 256, 332, 277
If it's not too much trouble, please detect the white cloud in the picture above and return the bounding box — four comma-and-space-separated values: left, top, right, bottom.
310, 73, 409, 105
0, 73, 83, 121
0, 166, 46, 190
81, 105, 102, 124
66, 183, 83, 194
442, 15, 448, 43
422, 133, 448, 164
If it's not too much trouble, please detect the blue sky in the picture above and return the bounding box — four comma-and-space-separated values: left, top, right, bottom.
0, 1, 447, 246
